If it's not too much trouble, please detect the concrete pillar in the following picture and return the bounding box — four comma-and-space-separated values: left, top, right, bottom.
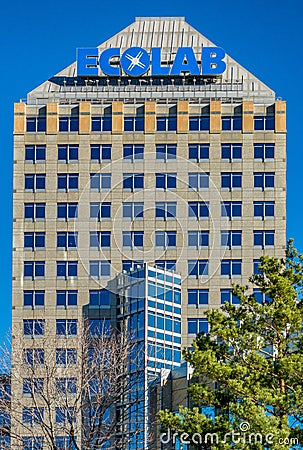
144, 102, 156, 133
46, 102, 58, 134
14, 102, 26, 134
275, 100, 286, 132
242, 101, 254, 133
210, 101, 221, 133
177, 101, 189, 133
79, 102, 91, 134
112, 102, 124, 133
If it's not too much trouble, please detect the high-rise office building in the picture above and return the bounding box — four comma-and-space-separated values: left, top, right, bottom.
12, 16, 286, 449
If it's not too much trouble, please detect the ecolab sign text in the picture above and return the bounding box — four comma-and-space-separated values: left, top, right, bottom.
77, 46, 226, 77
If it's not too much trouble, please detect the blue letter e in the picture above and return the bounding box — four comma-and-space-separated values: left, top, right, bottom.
77, 48, 98, 76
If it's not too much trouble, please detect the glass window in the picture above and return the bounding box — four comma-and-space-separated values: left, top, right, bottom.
57, 232, 77, 249
56, 348, 77, 366
188, 260, 209, 277
221, 230, 242, 247
155, 231, 176, 248
25, 145, 46, 162
59, 116, 79, 132
155, 202, 176, 219
57, 203, 78, 220
189, 116, 210, 131
188, 289, 209, 305
89, 260, 111, 278
22, 436, 44, 449
188, 231, 209, 247
221, 260, 242, 277
57, 173, 78, 191
56, 261, 78, 278
123, 231, 144, 249
188, 144, 209, 160
56, 378, 77, 395
124, 116, 144, 132
90, 173, 111, 190
254, 116, 275, 131
26, 117, 46, 132
221, 201, 242, 218
156, 116, 177, 131
90, 144, 111, 161
254, 144, 275, 160
56, 290, 78, 307
222, 116, 242, 131
221, 172, 242, 189
89, 319, 111, 336
24, 232, 45, 250
188, 318, 209, 334
188, 172, 209, 190
123, 173, 144, 190
221, 144, 242, 160
23, 319, 45, 337
24, 203, 46, 220
254, 230, 275, 247
156, 173, 177, 189
155, 260, 176, 271
24, 263, 45, 279
25, 174, 46, 191
90, 202, 111, 220
89, 290, 110, 307
254, 201, 275, 219
156, 144, 177, 160
56, 319, 77, 336
91, 116, 112, 132
23, 348, 44, 365
188, 202, 209, 218
58, 145, 78, 162
123, 202, 144, 219
123, 144, 144, 160
90, 231, 111, 248
254, 172, 275, 189
220, 289, 240, 305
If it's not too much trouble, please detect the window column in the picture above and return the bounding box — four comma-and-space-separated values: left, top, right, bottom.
242, 101, 254, 133
79, 101, 91, 134
177, 100, 188, 133
46, 102, 58, 134
144, 101, 156, 133
14, 102, 26, 134
210, 101, 221, 133
275, 100, 286, 133
112, 101, 123, 133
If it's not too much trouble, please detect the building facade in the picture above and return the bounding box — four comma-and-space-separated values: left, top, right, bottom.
12, 16, 286, 449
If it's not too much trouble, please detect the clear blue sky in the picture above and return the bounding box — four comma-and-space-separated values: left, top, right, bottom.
0, 0, 301, 340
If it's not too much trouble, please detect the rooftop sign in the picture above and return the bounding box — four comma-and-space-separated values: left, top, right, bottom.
77, 46, 226, 77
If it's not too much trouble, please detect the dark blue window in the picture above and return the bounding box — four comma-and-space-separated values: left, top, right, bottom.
59, 116, 79, 132
24, 262, 45, 278
91, 116, 112, 131
188, 144, 209, 160
156, 116, 177, 131
56, 261, 78, 277
188, 260, 209, 277
254, 172, 275, 188
253, 201, 275, 218
188, 201, 209, 218
56, 290, 78, 307
23, 348, 44, 365
26, 117, 46, 132
155, 202, 176, 219
156, 173, 176, 189
89, 290, 110, 307
90, 231, 111, 248
57, 232, 78, 249
58, 145, 78, 162
220, 289, 240, 305
156, 144, 176, 160
122, 260, 143, 272
155, 260, 176, 271
254, 259, 261, 275
188, 231, 209, 247
254, 230, 275, 247
221, 172, 242, 188
123, 144, 144, 160
24, 203, 45, 220
221, 144, 242, 160
23, 319, 45, 336
90, 144, 111, 161
188, 289, 209, 305
123, 231, 144, 248
221, 230, 242, 247
188, 318, 209, 334
57, 173, 78, 190
221, 260, 242, 276
124, 116, 144, 131
254, 144, 275, 159
24, 232, 45, 249
89, 260, 111, 278
23, 290, 45, 307
56, 319, 77, 336
25, 145, 46, 162
221, 201, 242, 218
254, 116, 275, 130
57, 203, 78, 219
25, 174, 46, 190
123, 173, 144, 190
155, 231, 177, 248
123, 202, 144, 219
90, 202, 111, 219
89, 319, 111, 336
189, 116, 210, 131
222, 116, 242, 131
